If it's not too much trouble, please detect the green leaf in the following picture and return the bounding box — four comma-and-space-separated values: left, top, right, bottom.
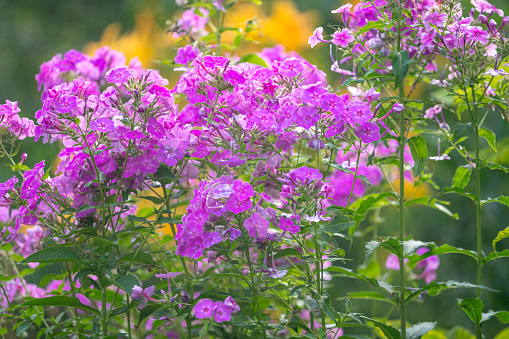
15, 321, 33, 336
128, 215, 148, 223
457, 298, 484, 325
115, 274, 140, 296
343, 291, 396, 304
154, 166, 176, 180
406, 197, 459, 219
451, 166, 471, 189
452, 123, 473, 141
22, 296, 99, 315
483, 249, 509, 264
93, 238, 115, 253
303, 294, 321, 317
350, 192, 397, 237
274, 248, 302, 260
237, 53, 268, 67
365, 238, 401, 263
361, 316, 401, 339
407, 244, 477, 267
323, 215, 355, 234
481, 310, 509, 324
325, 266, 378, 285
117, 252, 155, 265
432, 187, 477, 203
20, 246, 81, 264
357, 21, 386, 34
481, 196, 509, 207
392, 50, 410, 90
407, 280, 496, 301
479, 128, 497, 152
407, 322, 437, 339
408, 136, 428, 177
492, 226, 509, 255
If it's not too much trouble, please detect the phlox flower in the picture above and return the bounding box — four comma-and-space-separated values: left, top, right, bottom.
308, 27, 324, 48
466, 26, 489, 44
355, 121, 380, 144
226, 194, 252, 214
332, 29, 355, 48
243, 212, 269, 239
194, 299, 215, 319
279, 58, 304, 77
132, 285, 158, 309
279, 217, 300, 235
105, 67, 135, 86
213, 301, 232, 322
157, 139, 186, 166
90, 118, 114, 133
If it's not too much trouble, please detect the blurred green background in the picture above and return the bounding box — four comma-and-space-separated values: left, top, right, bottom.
1, 0, 509, 337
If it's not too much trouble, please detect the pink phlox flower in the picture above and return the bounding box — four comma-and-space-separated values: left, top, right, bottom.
471, 0, 504, 16
105, 67, 135, 86
132, 285, 158, 309
194, 298, 215, 319
243, 212, 269, 239
279, 58, 305, 77
309, 27, 325, 48
466, 26, 490, 44
279, 216, 300, 235
355, 121, 380, 144
332, 29, 355, 48
226, 193, 253, 214
224, 296, 240, 314
90, 117, 115, 132
213, 301, 232, 322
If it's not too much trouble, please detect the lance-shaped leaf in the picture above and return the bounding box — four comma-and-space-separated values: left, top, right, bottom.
492, 226, 509, 256
407, 244, 477, 267
406, 281, 497, 301
451, 166, 471, 189
392, 50, 410, 90
408, 136, 428, 177
349, 192, 397, 237
407, 322, 437, 339
481, 310, 509, 324
361, 316, 401, 339
20, 246, 81, 264
479, 128, 497, 152
457, 298, 484, 325
23, 296, 99, 315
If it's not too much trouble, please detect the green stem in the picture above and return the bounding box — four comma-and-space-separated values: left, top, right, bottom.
102, 283, 108, 336
472, 86, 482, 339
396, 0, 407, 335
245, 248, 266, 339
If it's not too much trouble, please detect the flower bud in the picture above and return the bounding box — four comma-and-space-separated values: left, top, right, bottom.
478, 14, 488, 24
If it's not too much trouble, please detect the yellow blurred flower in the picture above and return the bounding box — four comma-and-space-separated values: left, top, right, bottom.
223, 1, 319, 52
83, 9, 171, 67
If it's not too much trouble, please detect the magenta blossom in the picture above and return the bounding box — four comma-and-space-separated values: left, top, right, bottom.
332, 29, 355, 47
90, 118, 115, 133
194, 298, 215, 319
132, 285, 158, 309
243, 212, 269, 239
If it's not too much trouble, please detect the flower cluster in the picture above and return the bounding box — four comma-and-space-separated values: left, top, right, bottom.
193, 296, 240, 323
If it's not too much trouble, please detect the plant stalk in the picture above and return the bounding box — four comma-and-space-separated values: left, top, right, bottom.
472, 86, 482, 339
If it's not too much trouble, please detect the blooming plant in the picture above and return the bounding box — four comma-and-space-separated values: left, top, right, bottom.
1, 0, 509, 338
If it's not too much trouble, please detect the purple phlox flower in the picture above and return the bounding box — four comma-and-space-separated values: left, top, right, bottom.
466, 26, 489, 44
132, 285, 158, 309
429, 139, 450, 161
157, 138, 186, 166
279, 216, 300, 235
332, 29, 355, 48
355, 121, 380, 144
155, 271, 182, 296
226, 193, 252, 214
194, 298, 215, 319
224, 296, 240, 314
472, 0, 504, 17
90, 117, 115, 133
291, 166, 323, 182
243, 212, 269, 239
279, 58, 304, 77
385, 254, 409, 270
484, 69, 508, 76
365, 87, 381, 104
418, 28, 436, 55
309, 27, 327, 48
331, 4, 353, 14
0, 100, 21, 116
213, 301, 232, 322
415, 248, 440, 284
174, 45, 199, 65
105, 67, 135, 85
349, 103, 372, 124
223, 68, 246, 86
